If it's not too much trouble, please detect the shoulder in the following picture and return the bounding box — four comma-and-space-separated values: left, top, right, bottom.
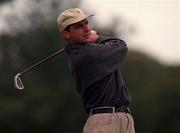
80, 44, 101, 58
96, 36, 125, 44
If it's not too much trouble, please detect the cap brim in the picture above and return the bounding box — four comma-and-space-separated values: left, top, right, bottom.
65, 14, 94, 29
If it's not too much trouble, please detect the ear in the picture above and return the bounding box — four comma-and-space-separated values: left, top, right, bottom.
61, 31, 70, 39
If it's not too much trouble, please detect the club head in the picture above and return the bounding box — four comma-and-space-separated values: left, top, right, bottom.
14, 73, 24, 90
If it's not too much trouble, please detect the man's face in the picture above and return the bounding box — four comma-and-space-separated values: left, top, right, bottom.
63, 19, 92, 44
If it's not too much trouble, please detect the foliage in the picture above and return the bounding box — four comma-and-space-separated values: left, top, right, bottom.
122, 51, 180, 133
0, 0, 12, 4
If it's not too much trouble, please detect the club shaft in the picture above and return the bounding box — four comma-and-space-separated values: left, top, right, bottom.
19, 48, 64, 76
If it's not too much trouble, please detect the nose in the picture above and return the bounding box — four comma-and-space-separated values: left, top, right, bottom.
83, 24, 90, 32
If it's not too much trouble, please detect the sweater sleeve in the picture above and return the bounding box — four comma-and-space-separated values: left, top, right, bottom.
97, 37, 128, 74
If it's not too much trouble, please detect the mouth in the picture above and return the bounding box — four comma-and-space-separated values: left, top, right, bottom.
84, 34, 90, 39
84, 32, 91, 38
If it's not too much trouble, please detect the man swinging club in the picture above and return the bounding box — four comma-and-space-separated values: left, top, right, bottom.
57, 8, 135, 133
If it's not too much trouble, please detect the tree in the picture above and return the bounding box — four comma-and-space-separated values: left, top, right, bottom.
0, 0, 12, 4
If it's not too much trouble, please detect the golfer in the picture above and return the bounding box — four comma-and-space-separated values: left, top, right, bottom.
57, 8, 135, 133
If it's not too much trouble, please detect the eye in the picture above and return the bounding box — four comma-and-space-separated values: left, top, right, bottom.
85, 21, 88, 25
75, 24, 83, 29
72, 20, 89, 29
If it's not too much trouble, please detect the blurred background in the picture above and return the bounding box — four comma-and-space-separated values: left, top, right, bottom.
0, 0, 179, 133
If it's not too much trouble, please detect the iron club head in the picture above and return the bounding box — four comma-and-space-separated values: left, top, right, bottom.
14, 73, 24, 90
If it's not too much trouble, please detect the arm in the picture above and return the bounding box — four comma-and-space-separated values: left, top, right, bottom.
83, 31, 128, 74
97, 36, 128, 74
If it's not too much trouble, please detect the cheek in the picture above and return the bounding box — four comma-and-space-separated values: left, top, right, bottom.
70, 30, 86, 43
75, 30, 84, 39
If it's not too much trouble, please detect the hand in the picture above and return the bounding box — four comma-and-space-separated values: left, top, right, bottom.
85, 30, 100, 43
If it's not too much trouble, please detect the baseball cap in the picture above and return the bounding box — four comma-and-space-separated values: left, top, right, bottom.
57, 8, 93, 32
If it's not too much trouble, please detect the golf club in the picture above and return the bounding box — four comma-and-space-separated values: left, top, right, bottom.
14, 48, 64, 90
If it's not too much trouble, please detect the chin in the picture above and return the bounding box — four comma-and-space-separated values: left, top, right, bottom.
74, 40, 85, 44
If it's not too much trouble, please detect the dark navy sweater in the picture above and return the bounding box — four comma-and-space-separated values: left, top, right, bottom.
65, 36, 131, 113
